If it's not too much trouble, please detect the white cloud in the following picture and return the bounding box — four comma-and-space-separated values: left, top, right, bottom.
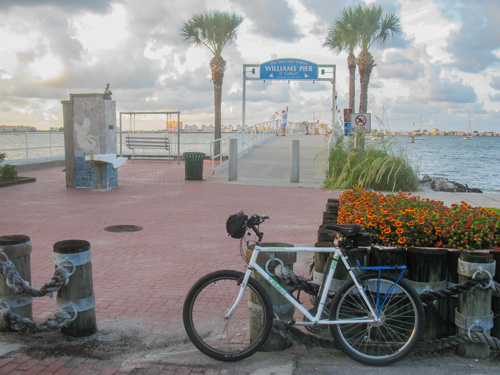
0, 0, 499, 132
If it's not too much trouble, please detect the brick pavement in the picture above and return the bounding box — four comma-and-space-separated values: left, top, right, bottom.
0, 159, 339, 374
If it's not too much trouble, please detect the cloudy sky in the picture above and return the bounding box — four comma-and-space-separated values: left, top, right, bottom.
1, 0, 499, 132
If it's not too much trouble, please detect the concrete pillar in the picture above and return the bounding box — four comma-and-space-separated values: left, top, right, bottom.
290, 140, 299, 183
228, 138, 238, 181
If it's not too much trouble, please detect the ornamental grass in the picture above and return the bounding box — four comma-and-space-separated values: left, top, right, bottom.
324, 135, 419, 192
338, 187, 500, 250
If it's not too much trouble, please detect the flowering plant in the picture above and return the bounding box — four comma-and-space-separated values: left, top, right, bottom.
338, 187, 500, 250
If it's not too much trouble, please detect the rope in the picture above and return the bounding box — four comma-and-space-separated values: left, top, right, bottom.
418, 332, 500, 352
0, 301, 77, 333
273, 320, 338, 349
274, 264, 335, 298
0, 250, 72, 298
270, 264, 500, 354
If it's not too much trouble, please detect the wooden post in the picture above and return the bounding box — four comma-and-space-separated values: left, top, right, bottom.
456, 251, 494, 359
489, 250, 500, 339
0, 235, 33, 331
406, 247, 448, 340
246, 243, 296, 351
53, 240, 96, 337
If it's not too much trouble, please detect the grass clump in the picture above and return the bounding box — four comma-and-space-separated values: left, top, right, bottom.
324, 132, 419, 192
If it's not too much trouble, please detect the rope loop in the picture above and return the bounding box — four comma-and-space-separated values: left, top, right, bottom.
467, 321, 485, 341
472, 269, 493, 289
58, 259, 76, 277
0, 250, 9, 262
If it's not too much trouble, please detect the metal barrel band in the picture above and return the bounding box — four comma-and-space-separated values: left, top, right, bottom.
408, 279, 449, 294
457, 258, 496, 278
0, 296, 34, 309
454, 308, 494, 340
52, 249, 92, 268
57, 294, 95, 313
0, 241, 32, 259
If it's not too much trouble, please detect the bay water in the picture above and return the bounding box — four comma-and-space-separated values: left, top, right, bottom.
1, 132, 499, 193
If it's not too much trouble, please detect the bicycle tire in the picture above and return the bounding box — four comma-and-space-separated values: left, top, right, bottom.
330, 272, 425, 366
183, 270, 273, 361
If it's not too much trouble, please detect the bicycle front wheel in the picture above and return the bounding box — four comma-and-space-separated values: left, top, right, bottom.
330, 272, 424, 366
183, 270, 273, 361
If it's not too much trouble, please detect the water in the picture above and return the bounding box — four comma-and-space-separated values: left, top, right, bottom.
394, 135, 500, 193
2, 132, 499, 193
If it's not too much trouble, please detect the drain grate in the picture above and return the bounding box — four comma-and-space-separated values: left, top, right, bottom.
104, 225, 143, 233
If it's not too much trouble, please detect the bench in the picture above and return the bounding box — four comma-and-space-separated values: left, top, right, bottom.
126, 136, 170, 150
125, 135, 171, 159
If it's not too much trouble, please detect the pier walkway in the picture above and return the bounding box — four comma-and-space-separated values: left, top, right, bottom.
0, 134, 499, 375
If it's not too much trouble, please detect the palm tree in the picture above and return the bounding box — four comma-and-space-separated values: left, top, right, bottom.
356, 5, 401, 113
181, 11, 243, 157
323, 7, 361, 117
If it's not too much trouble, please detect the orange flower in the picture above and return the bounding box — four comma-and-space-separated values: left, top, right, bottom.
424, 228, 431, 234
406, 221, 415, 226
398, 237, 406, 244
396, 228, 404, 235
384, 227, 391, 234
395, 221, 403, 227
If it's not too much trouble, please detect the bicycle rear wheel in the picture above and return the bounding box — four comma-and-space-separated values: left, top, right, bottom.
183, 270, 273, 361
330, 272, 424, 366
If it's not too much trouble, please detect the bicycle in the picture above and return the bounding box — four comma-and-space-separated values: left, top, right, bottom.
183, 213, 425, 366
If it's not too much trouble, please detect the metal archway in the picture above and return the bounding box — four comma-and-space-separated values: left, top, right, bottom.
242, 58, 336, 128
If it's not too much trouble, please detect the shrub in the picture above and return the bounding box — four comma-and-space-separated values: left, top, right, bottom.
324, 133, 419, 192
0, 153, 18, 179
338, 186, 500, 250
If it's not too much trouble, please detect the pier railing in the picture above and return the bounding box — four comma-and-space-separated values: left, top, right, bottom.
210, 121, 278, 174
0, 132, 65, 165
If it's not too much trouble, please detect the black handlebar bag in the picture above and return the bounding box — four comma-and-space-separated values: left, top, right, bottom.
226, 212, 248, 238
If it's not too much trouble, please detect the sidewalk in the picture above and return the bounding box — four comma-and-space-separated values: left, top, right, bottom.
0, 136, 499, 374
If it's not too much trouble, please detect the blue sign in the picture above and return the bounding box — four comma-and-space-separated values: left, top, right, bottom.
344, 122, 352, 137
260, 58, 318, 80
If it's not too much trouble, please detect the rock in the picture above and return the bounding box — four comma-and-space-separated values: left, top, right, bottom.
419, 175, 482, 193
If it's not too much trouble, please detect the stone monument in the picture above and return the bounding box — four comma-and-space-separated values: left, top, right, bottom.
61, 86, 126, 189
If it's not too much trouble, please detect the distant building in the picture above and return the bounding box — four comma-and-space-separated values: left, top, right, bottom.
0, 125, 37, 132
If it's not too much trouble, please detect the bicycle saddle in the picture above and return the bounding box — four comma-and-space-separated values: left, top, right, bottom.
324, 224, 363, 237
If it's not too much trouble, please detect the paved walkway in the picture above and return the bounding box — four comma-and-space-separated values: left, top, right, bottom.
0, 135, 499, 374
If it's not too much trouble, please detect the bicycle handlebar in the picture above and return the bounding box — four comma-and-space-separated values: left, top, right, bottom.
246, 214, 269, 242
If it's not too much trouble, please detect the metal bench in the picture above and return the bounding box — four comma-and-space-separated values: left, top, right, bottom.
125, 135, 171, 159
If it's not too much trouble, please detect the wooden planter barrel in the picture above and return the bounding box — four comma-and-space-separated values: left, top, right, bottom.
53, 240, 96, 337
246, 243, 296, 351
406, 247, 449, 340
370, 246, 407, 269
0, 235, 33, 331
490, 250, 500, 339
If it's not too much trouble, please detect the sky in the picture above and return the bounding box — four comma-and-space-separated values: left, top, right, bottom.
0, 0, 499, 132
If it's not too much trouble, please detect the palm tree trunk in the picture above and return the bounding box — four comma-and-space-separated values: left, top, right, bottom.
213, 83, 222, 157
348, 52, 356, 116
210, 55, 226, 158
357, 48, 374, 114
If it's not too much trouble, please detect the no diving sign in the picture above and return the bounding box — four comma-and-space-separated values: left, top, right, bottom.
352, 113, 371, 133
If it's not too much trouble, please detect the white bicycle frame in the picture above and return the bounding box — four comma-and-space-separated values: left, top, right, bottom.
226, 244, 382, 326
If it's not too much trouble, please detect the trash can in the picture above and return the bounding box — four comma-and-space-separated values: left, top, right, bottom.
183, 152, 205, 180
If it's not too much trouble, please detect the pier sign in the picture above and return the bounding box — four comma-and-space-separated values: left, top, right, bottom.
260, 58, 318, 80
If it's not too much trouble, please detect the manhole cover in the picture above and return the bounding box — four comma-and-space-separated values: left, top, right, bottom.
104, 225, 143, 233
